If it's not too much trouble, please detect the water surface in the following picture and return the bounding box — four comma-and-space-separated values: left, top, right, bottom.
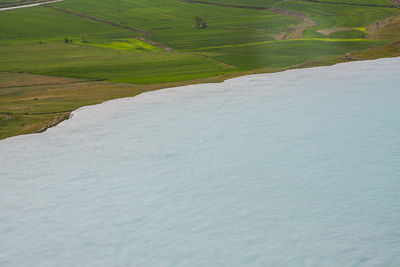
1, 58, 400, 266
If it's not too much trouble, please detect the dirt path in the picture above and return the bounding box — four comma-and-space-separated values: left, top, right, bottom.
199, 54, 235, 68
138, 37, 174, 52
180, 0, 316, 40
0, 0, 63, 11
274, 18, 316, 40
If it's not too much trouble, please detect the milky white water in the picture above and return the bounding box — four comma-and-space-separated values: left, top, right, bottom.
1, 58, 399, 266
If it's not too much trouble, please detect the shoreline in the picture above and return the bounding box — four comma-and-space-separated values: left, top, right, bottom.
1, 53, 399, 267
1, 0, 400, 140
2, 53, 399, 143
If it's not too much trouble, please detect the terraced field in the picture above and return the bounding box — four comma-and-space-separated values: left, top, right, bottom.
1, 0, 400, 139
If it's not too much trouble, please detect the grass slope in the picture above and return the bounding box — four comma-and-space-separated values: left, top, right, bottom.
0, 43, 231, 84
1, 0, 400, 139
0, 6, 136, 44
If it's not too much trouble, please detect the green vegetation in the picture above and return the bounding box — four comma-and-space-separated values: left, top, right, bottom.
1, 0, 400, 139
278, 2, 400, 37
201, 39, 388, 69
194, 15, 207, 29
0, 72, 150, 139
0, 43, 231, 84
296, 0, 395, 5
0, 0, 48, 8
0, 6, 134, 44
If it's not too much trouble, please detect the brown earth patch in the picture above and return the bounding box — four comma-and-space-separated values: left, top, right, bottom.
391, 0, 400, 7
367, 15, 400, 39
0, 113, 12, 120
34, 112, 70, 133
274, 18, 316, 40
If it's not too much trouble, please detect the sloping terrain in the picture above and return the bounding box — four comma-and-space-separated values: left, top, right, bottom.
1, 0, 400, 139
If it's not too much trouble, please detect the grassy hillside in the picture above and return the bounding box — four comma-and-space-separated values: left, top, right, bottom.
1, 0, 400, 139
0, 43, 231, 83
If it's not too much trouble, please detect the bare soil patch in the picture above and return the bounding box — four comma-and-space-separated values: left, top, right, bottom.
367, 15, 400, 39
274, 18, 316, 40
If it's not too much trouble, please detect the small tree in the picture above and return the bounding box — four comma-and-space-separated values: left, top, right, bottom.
194, 15, 207, 29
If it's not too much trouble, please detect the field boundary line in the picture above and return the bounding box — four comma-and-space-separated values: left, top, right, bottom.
138, 37, 174, 52
181, 38, 374, 51
197, 54, 235, 68
43, 5, 153, 36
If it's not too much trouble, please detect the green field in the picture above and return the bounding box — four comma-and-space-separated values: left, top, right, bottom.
1, 0, 400, 139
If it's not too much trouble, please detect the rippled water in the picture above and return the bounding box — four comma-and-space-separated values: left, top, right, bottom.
1, 58, 400, 266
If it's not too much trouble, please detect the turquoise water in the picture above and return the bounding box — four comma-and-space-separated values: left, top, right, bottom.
1, 58, 399, 266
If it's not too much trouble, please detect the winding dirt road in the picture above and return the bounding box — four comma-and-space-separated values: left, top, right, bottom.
0, 0, 63, 11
